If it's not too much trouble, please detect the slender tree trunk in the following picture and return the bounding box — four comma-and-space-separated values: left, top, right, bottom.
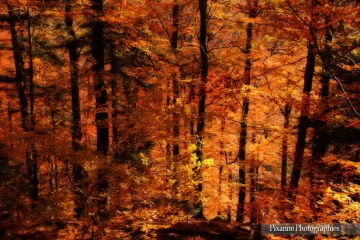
227, 168, 233, 221
50, 111, 59, 190
111, 43, 121, 161
189, 87, 195, 137
236, 1, 257, 222
92, 0, 109, 224
27, 7, 35, 131
66, 0, 82, 153
288, 43, 316, 200
65, 0, 87, 218
249, 160, 257, 223
249, 134, 258, 224
7, 101, 12, 133
281, 103, 292, 190
27, 13, 38, 209
310, 24, 332, 220
8, 5, 39, 206
193, 0, 208, 218
8, 5, 28, 132
92, 0, 109, 155
172, 74, 180, 189
171, 3, 180, 190
27, 8, 38, 204
218, 118, 225, 216
166, 79, 172, 186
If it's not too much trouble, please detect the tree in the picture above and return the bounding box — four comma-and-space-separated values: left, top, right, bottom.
193, 0, 208, 219
236, 0, 258, 223
6, 2, 38, 207
92, 0, 109, 155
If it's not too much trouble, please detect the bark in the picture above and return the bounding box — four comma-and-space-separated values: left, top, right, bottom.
27, 8, 35, 131
7, 101, 12, 133
110, 43, 121, 160
281, 103, 292, 190
227, 168, 233, 221
50, 111, 59, 190
92, 0, 109, 155
249, 159, 257, 224
193, 0, 208, 218
189, 87, 195, 137
27, 7, 38, 208
288, 43, 316, 200
171, 3, 180, 190
8, 5, 28, 132
172, 74, 180, 189
65, 0, 82, 152
310, 23, 332, 220
218, 118, 225, 216
249, 134, 257, 224
236, 1, 257, 222
166, 78, 172, 186
65, 0, 87, 218
91, 0, 109, 223
8, 4, 39, 206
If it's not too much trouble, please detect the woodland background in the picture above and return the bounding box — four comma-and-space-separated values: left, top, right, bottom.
0, 0, 360, 238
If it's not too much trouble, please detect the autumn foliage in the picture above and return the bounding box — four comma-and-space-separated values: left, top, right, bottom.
0, 0, 360, 239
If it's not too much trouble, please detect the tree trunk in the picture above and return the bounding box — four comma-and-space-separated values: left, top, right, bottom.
8, 5, 28, 132
288, 43, 316, 200
27, 6, 38, 209
92, 0, 109, 155
193, 0, 208, 219
249, 134, 257, 224
310, 23, 332, 220
281, 103, 292, 190
27, 7, 35, 132
171, 3, 180, 190
91, 0, 109, 224
66, 0, 82, 153
227, 167, 233, 221
218, 118, 225, 216
236, 1, 257, 222
8, 4, 39, 207
65, 0, 87, 218
110, 43, 124, 162
166, 78, 172, 186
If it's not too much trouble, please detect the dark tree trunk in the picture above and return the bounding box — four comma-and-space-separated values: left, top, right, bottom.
7, 101, 12, 133
288, 43, 316, 200
65, 0, 82, 153
8, 5, 28, 132
8, 4, 38, 206
310, 23, 332, 220
249, 159, 257, 224
193, 0, 208, 219
189, 87, 195, 137
236, 95, 248, 222
26, 147, 38, 206
281, 103, 292, 190
91, 0, 109, 224
110, 43, 122, 161
27, 7, 35, 132
236, 2, 257, 222
218, 118, 225, 216
166, 78, 172, 186
227, 167, 233, 221
50, 111, 59, 190
65, 0, 87, 218
171, 3, 180, 190
249, 134, 257, 224
92, 0, 109, 155
27, 7, 38, 208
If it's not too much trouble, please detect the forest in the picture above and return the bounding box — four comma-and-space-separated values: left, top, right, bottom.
0, 0, 359, 238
